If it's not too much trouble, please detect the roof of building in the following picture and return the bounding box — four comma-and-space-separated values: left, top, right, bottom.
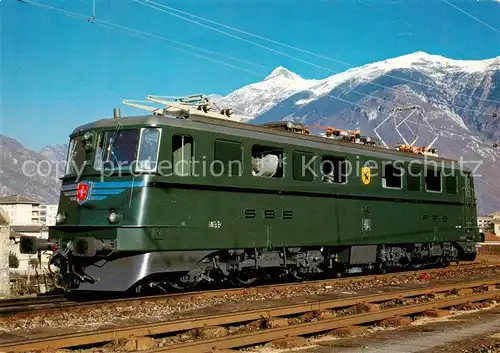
484, 232, 500, 242
10, 225, 42, 233
487, 211, 500, 217
0, 207, 9, 225
0, 195, 40, 205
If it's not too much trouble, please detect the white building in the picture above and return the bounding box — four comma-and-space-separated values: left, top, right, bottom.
0, 195, 58, 227
478, 216, 494, 232
489, 211, 500, 236
0, 195, 58, 273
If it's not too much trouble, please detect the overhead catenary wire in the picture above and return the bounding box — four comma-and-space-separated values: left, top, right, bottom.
138, 0, 500, 107
354, 0, 500, 115
138, 0, 353, 68
20, 0, 268, 77
94, 19, 267, 75
441, 0, 500, 36
134, 0, 500, 114
133, 0, 336, 74
94, 21, 264, 76
23, 0, 500, 113
19, 0, 500, 144
354, 0, 496, 61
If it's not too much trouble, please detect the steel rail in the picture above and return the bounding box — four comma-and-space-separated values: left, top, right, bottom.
2, 278, 498, 352
155, 290, 500, 353
0, 262, 493, 316
0, 294, 66, 308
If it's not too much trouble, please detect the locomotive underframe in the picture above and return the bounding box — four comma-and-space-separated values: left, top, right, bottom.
41, 237, 475, 292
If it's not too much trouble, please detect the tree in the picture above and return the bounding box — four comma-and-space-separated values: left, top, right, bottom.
29, 258, 39, 269
9, 252, 19, 269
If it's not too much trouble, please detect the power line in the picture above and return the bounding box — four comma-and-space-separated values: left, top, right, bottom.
95, 18, 268, 74
139, 0, 500, 106
21, 0, 267, 77
133, 0, 336, 73
354, 0, 492, 61
441, 0, 500, 36
139, 0, 352, 68
21, 0, 90, 20
94, 20, 265, 76
19, 0, 500, 122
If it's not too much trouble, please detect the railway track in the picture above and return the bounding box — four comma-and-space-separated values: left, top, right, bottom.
0, 294, 67, 310
0, 261, 495, 317
2, 277, 500, 352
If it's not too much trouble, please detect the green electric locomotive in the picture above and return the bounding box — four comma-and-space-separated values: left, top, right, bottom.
20, 94, 484, 293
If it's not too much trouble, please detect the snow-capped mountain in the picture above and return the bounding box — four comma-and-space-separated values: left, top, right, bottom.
217, 51, 499, 121
214, 51, 500, 214
214, 66, 320, 117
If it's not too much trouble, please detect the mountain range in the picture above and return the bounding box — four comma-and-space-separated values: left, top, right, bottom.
1, 51, 499, 214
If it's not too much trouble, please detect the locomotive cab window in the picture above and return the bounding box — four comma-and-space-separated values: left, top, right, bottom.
382, 164, 402, 189
251, 145, 284, 178
321, 156, 347, 184
136, 128, 161, 172
66, 135, 86, 175
173, 134, 194, 176
425, 169, 442, 192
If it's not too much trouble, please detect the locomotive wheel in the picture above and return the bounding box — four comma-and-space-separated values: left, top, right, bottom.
167, 274, 191, 291
230, 272, 258, 287
439, 258, 451, 268
290, 269, 305, 281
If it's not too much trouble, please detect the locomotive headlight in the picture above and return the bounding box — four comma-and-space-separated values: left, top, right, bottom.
55, 212, 67, 224
107, 211, 122, 224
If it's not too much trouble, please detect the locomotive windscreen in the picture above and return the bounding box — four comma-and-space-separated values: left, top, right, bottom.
94, 129, 140, 170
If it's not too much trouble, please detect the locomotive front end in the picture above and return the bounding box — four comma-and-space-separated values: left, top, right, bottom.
20, 117, 163, 292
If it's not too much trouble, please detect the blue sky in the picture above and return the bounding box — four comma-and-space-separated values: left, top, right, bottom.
2, 0, 500, 150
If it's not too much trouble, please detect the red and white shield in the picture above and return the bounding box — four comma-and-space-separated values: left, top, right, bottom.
76, 182, 91, 204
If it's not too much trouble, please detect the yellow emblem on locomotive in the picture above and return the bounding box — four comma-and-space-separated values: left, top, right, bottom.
361, 167, 371, 185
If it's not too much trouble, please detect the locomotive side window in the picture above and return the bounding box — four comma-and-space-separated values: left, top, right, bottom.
137, 128, 161, 172
172, 134, 194, 176
251, 145, 284, 178
66, 136, 86, 175
407, 168, 422, 191
214, 139, 243, 176
425, 169, 442, 192
382, 164, 403, 189
445, 175, 457, 194
293, 151, 315, 181
321, 156, 347, 184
